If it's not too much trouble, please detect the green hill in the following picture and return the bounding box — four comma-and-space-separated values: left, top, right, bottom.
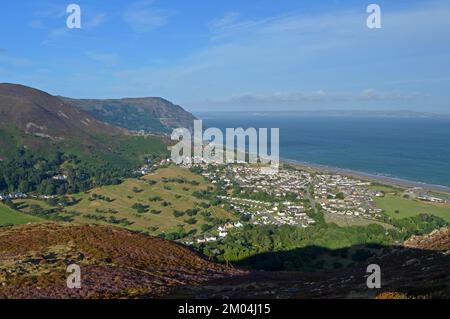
0, 83, 169, 195
12, 166, 236, 237
61, 96, 196, 134
0, 202, 43, 226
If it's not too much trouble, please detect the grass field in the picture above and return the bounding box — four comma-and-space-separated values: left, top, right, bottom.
375, 194, 450, 222
14, 166, 236, 236
0, 202, 44, 226
324, 212, 394, 229
368, 184, 404, 194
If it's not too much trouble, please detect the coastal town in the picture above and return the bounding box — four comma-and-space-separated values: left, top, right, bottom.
199, 163, 385, 219
311, 173, 384, 219
175, 160, 450, 245
1, 156, 449, 247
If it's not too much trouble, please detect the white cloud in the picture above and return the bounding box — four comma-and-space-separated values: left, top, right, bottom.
110, 1, 449, 111
0, 53, 32, 67
208, 12, 277, 42
124, 1, 171, 33
358, 89, 425, 101
205, 89, 425, 107
86, 52, 119, 67
209, 12, 241, 31
84, 13, 107, 30
30, 3, 107, 45
29, 19, 44, 29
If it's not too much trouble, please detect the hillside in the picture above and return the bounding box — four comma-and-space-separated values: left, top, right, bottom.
11, 165, 236, 236
0, 202, 44, 226
0, 83, 167, 160
0, 223, 448, 299
61, 96, 196, 134
0, 83, 126, 155
405, 227, 450, 251
0, 83, 168, 195
0, 223, 241, 298
170, 228, 450, 299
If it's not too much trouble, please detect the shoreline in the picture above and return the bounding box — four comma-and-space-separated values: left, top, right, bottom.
281, 158, 450, 194
215, 147, 450, 194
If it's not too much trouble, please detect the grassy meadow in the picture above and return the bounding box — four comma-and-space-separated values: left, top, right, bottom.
0, 202, 44, 226
324, 212, 394, 229
375, 194, 450, 222
13, 166, 236, 236
4, 165, 449, 236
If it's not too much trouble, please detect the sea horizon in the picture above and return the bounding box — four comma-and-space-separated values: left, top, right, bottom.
197, 111, 450, 190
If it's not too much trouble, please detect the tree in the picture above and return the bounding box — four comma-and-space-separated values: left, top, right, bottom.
18, 180, 30, 193
185, 218, 197, 225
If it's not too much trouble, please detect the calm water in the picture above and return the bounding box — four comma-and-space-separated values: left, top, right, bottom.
197, 113, 450, 188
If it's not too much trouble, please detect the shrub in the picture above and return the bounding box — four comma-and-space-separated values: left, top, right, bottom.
185, 218, 197, 225
132, 187, 143, 193
131, 203, 149, 213
173, 210, 185, 218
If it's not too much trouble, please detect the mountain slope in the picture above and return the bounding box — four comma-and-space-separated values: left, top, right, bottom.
405, 227, 450, 250
0, 83, 167, 166
0, 83, 125, 142
0, 223, 241, 298
0, 223, 448, 299
171, 229, 450, 299
61, 96, 196, 134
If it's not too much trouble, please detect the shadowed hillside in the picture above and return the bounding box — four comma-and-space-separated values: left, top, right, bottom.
170, 228, 450, 299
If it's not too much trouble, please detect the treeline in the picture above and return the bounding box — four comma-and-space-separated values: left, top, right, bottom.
383, 213, 448, 238
0, 148, 133, 195
199, 212, 448, 271
202, 223, 396, 266
84, 214, 134, 226
161, 177, 200, 185
27, 204, 80, 222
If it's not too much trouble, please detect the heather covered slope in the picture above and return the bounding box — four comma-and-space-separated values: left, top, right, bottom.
0, 223, 241, 298
61, 96, 196, 133
0, 83, 125, 143
0, 83, 167, 162
405, 227, 450, 251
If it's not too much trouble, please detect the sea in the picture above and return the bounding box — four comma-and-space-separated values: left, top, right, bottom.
196, 112, 450, 190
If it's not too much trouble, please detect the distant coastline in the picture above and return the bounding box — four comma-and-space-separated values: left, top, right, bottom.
195, 110, 450, 119
282, 158, 450, 194
200, 112, 450, 191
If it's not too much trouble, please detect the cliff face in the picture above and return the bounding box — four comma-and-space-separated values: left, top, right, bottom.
61, 96, 197, 134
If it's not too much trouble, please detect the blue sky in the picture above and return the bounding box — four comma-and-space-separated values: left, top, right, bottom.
0, 0, 449, 112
